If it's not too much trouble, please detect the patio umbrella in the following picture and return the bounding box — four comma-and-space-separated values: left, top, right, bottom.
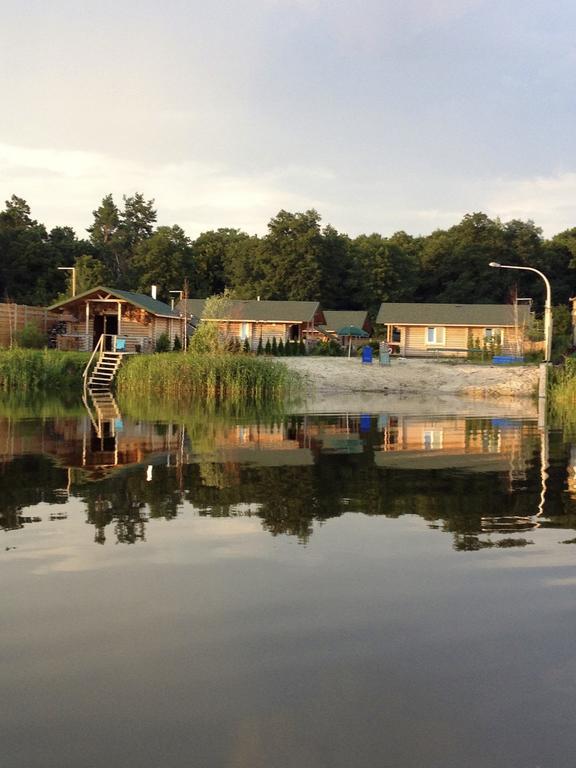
337, 325, 369, 357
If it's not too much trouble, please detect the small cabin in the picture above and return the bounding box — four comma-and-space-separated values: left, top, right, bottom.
179, 299, 325, 350
377, 302, 533, 357
49, 286, 184, 352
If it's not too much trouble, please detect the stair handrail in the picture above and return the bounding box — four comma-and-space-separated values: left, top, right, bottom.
83, 333, 105, 397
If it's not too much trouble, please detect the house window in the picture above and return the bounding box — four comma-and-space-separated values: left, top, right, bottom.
423, 430, 443, 450
426, 327, 446, 345
240, 322, 251, 340
484, 328, 502, 344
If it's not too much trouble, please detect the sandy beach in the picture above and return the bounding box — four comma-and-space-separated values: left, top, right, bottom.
283, 357, 540, 415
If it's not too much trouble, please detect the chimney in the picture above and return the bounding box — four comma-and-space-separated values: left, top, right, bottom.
151, 285, 157, 300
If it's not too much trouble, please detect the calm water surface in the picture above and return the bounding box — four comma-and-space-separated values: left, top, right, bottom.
2, 398, 576, 768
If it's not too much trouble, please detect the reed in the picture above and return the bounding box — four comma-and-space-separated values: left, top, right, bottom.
0, 349, 88, 392
116, 352, 301, 405
550, 358, 576, 431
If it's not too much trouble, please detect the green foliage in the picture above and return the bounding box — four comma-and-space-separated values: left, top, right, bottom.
277, 339, 284, 356
299, 339, 306, 355
133, 225, 192, 300
242, 337, 251, 354
265, 339, 272, 355
15, 323, 47, 349
312, 340, 343, 356
271, 337, 278, 356
173, 335, 182, 351
189, 293, 233, 354
116, 352, 301, 405
550, 358, 576, 427
0, 349, 88, 391
155, 333, 171, 353
256, 337, 264, 356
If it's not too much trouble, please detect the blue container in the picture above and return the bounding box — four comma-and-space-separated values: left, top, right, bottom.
362, 346, 373, 364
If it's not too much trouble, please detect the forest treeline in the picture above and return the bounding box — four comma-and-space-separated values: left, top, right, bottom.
1, 193, 575, 314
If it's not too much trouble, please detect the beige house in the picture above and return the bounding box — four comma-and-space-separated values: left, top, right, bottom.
377, 302, 532, 357
49, 286, 184, 352
179, 299, 324, 350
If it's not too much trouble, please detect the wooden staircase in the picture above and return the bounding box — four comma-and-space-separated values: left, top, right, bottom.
90, 389, 122, 422
88, 351, 123, 390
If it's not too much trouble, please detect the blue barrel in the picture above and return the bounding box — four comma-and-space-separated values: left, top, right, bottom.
362, 346, 373, 364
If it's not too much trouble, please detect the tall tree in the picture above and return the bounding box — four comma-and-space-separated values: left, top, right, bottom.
258, 210, 323, 300
132, 225, 193, 301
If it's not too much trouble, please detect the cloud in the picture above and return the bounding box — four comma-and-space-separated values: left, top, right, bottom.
485, 172, 576, 236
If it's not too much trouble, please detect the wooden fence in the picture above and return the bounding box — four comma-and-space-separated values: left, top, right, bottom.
0, 303, 63, 348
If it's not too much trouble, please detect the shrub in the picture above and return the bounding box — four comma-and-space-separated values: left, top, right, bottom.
256, 337, 264, 356
15, 323, 47, 349
271, 337, 278, 356
299, 340, 306, 355
173, 335, 182, 351
242, 338, 251, 354
155, 333, 171, 353
265, 339, 272, 355
277, 339, 284, 356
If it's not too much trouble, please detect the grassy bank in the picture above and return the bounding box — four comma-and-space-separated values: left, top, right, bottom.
0, 349, 88, 392
116, 352, 300, 404
550, 358, 576, 428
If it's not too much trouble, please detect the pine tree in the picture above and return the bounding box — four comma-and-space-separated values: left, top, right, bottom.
265, 339, 272, 355
299, 339, 306, 355
242, 337, 251, 354
271, 337, 278, 355
257, 337, 263, 355
278, 339, 284, 356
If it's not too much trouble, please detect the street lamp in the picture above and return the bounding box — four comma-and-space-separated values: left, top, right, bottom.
169, 290, 186, 350
488, 262, 553, 363
58, 266, 76, 297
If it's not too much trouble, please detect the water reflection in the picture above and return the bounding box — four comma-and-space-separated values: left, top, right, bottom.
1, 398, 576, 550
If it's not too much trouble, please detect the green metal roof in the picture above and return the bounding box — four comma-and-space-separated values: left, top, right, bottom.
376, 302, 531, 327
48, 286, 179, 318
178, 298, 320, 323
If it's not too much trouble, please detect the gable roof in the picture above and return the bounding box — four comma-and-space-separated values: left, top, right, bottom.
48, 286, 179, 318
321, 310, 370, 333
376, 303, 531, 327
178, 298, 320, 323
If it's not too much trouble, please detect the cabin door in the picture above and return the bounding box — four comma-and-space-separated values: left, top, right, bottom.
93, 314, 119, 350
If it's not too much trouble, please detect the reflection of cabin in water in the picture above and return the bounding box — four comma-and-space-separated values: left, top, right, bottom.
49, 286, 183, 352
0, 414, 184, 480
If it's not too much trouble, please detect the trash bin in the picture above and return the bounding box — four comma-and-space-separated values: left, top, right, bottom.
379, 342, 391, 366
361, 346, 373, 364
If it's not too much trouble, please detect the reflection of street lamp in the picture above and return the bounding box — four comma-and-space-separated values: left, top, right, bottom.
488, 262, 553, 363
58, 266, 76, 297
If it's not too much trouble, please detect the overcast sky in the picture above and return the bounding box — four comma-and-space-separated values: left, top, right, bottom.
1, 0, 575, 238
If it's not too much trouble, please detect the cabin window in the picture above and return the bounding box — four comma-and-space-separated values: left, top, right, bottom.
423, 430, 443, 450
240, 322, 251, 340
484, 328, 503, 344
426, 327, 445, 345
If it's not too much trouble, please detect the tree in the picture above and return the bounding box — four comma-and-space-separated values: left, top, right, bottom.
258, 210, 323, 300
352, 233, 419, 313
132, 225, 193, 300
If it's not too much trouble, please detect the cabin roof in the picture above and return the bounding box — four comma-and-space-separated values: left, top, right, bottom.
48, 286, 179, 318
376, 302, 531, 327
178, 298, 320, 323
320, 310, 370, 333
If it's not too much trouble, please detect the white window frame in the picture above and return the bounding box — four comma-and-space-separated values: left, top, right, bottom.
484, 328, 503, 343
425, 327, 446, 346
423, 429, 443, 450
240, 322, 251, 340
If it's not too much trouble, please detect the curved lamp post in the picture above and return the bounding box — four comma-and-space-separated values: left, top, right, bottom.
488, 262, 552, 363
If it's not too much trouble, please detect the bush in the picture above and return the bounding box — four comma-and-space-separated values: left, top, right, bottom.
242, 338, 251, 354
155, 333, 171, 353
173, 335, 182, 351
313, 340, 343, 356
15, 323, 47, 349
271, 337, 278, 356
277, 339, 284, 356
256, 338, 264, 356
299, 340, 306, 356
265, 339, 272, 355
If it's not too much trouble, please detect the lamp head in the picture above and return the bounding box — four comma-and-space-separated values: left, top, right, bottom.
488, 262, 501, 268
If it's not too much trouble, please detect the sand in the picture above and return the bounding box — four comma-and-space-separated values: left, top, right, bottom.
282, 357, 540, 417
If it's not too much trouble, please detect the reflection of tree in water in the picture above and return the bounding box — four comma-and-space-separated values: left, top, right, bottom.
3, 420, 576, 550
0, 456, 68, 531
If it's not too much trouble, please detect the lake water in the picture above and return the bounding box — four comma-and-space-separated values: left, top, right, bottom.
2, 397, 576, 768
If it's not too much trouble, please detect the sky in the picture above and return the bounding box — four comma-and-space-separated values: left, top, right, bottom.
1, 0, 575, 239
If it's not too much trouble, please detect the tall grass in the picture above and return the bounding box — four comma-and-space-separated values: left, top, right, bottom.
116, 352, 301, 405
549, 358, 576, 431
0, 349, 88, 392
